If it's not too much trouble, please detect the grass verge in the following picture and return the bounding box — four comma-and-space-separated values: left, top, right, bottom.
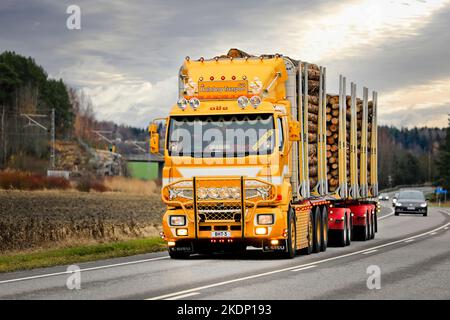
0, 237, 166, 273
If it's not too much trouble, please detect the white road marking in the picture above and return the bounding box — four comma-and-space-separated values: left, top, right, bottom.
0, 256, 170, 285
165, 292, 200, 300
430, 232, 437, 235
147, 221, 450, 300
361, 249, 378, 255
291, 265, 317, 272
404, 239, 415, 243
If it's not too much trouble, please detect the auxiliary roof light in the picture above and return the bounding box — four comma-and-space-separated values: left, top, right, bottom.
237, 96, 249, 109
177, 98, 188, 110
250, 95, 262, 108
189, 97, 200, 110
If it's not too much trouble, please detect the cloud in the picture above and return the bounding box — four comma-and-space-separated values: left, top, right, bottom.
379, 77, 450, 127
1, 0, 450, 128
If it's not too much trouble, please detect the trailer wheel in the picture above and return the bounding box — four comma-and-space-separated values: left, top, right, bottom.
300, 210, 313, 255
336, 215, 347, 247
364, 212, 370, 241
375, 211, 378, 233
320, 206, 328, 252
284, 208, 296, 259
169, 251, 191, 259
370, 212, 375, 239
345, 211, 351, 246
313, 207, 322, 253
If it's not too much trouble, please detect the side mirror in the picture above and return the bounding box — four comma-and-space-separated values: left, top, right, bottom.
288, 120, 300, 141
149, 123, 160, 154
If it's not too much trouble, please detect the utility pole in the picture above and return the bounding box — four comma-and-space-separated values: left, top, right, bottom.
51, 108, 55, 169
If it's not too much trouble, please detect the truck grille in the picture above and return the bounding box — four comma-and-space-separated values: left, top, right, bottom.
197, 202, 242, 222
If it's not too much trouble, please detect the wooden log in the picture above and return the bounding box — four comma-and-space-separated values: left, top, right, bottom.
326, 130, 332, 137
330, 124, 338, 132
309, 167, 318, 176
308, 122, 318, 132
331, 103, 339, 110
308, 103, 319, 114
329, 157, 337, 164
309, 113, 319, 122
308, 80, 320, 93
332, 110, 339, 117
331, 118, 339, 125
328, 96, 339, 104
327, 136, 335, 145
307, 69, 320, 81
326, 114, 332, 122
332, 163, 338, 169
309, 133, 317, 142
330, 145, 338, 152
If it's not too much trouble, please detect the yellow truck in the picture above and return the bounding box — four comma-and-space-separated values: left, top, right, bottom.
150, 49, 379, 259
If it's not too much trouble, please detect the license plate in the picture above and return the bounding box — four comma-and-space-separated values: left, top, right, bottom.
407, 207, 416, 210
211, 231, 231, 238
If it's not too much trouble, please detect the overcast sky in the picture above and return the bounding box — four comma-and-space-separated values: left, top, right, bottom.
1, 0, 449, 128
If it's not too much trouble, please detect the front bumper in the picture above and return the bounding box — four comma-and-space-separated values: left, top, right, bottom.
395, 206, 427, 213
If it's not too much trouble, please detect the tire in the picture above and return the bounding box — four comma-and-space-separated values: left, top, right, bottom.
336, 216, 347, 247
345, 212, 351, 246
169, 251, 191, 259
320, 206, 328, 252
370, 212, 375, 239
300, 210, 313, 255
312, 207, 322, 253
364, 212, 370, 241
423, 211, 427, 217
284, 208, 296, 259
395, 211, 399, 216
375, 211, 378, 233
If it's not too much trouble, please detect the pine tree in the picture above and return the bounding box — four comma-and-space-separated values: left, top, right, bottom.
436, 124, 450, 190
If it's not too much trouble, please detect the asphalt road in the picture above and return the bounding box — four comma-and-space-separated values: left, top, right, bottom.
1, 195, 449, 300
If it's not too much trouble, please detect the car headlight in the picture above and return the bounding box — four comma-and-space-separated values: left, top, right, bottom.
207, 188, 220, 199
396, 202, 402, 207
196, 187, 240, 200
230, 187, 241, 199
169, 215, 186, 226
420, 203, 427, 207
257, 214, 274, 225
245, 186, 271, 200
218, 187, 231, 199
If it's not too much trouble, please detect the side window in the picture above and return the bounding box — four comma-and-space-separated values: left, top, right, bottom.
277, 117, 284, 151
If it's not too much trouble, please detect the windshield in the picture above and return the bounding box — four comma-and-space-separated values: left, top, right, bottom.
167, 113, 275, 158
398, 191, 425, 201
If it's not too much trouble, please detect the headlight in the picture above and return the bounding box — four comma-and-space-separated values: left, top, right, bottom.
218, 187, 231, 199
177, 98, 188, 110
396, 202, 402, 207
189, 97, 200, 110
237, 96, 249, 109
249, 95, 261, 108
169, 215, 186, 226
257, 214, 274, 225
197, 187, 208, 200
169, 188, 193, 200
230, 187, 241, 199
176, 228, 188, 236
255, 227, 268, 235
207, 188, 219, 199
420, 203, 427, 207
246, 186, 271, 200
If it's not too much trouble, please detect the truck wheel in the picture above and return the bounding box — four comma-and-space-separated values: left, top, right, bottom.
169, 251, 191, 259
375, 211, 378, 233
300, 210, 313, 255
423, 210, 427, 217
336, 216, 347, 247
320, 206, 328, 252
364, 212, 370, 241
345, 212, 351, 246
370, 213, 375, 239
284, 208, 296, 259
313, 207, 322, 253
